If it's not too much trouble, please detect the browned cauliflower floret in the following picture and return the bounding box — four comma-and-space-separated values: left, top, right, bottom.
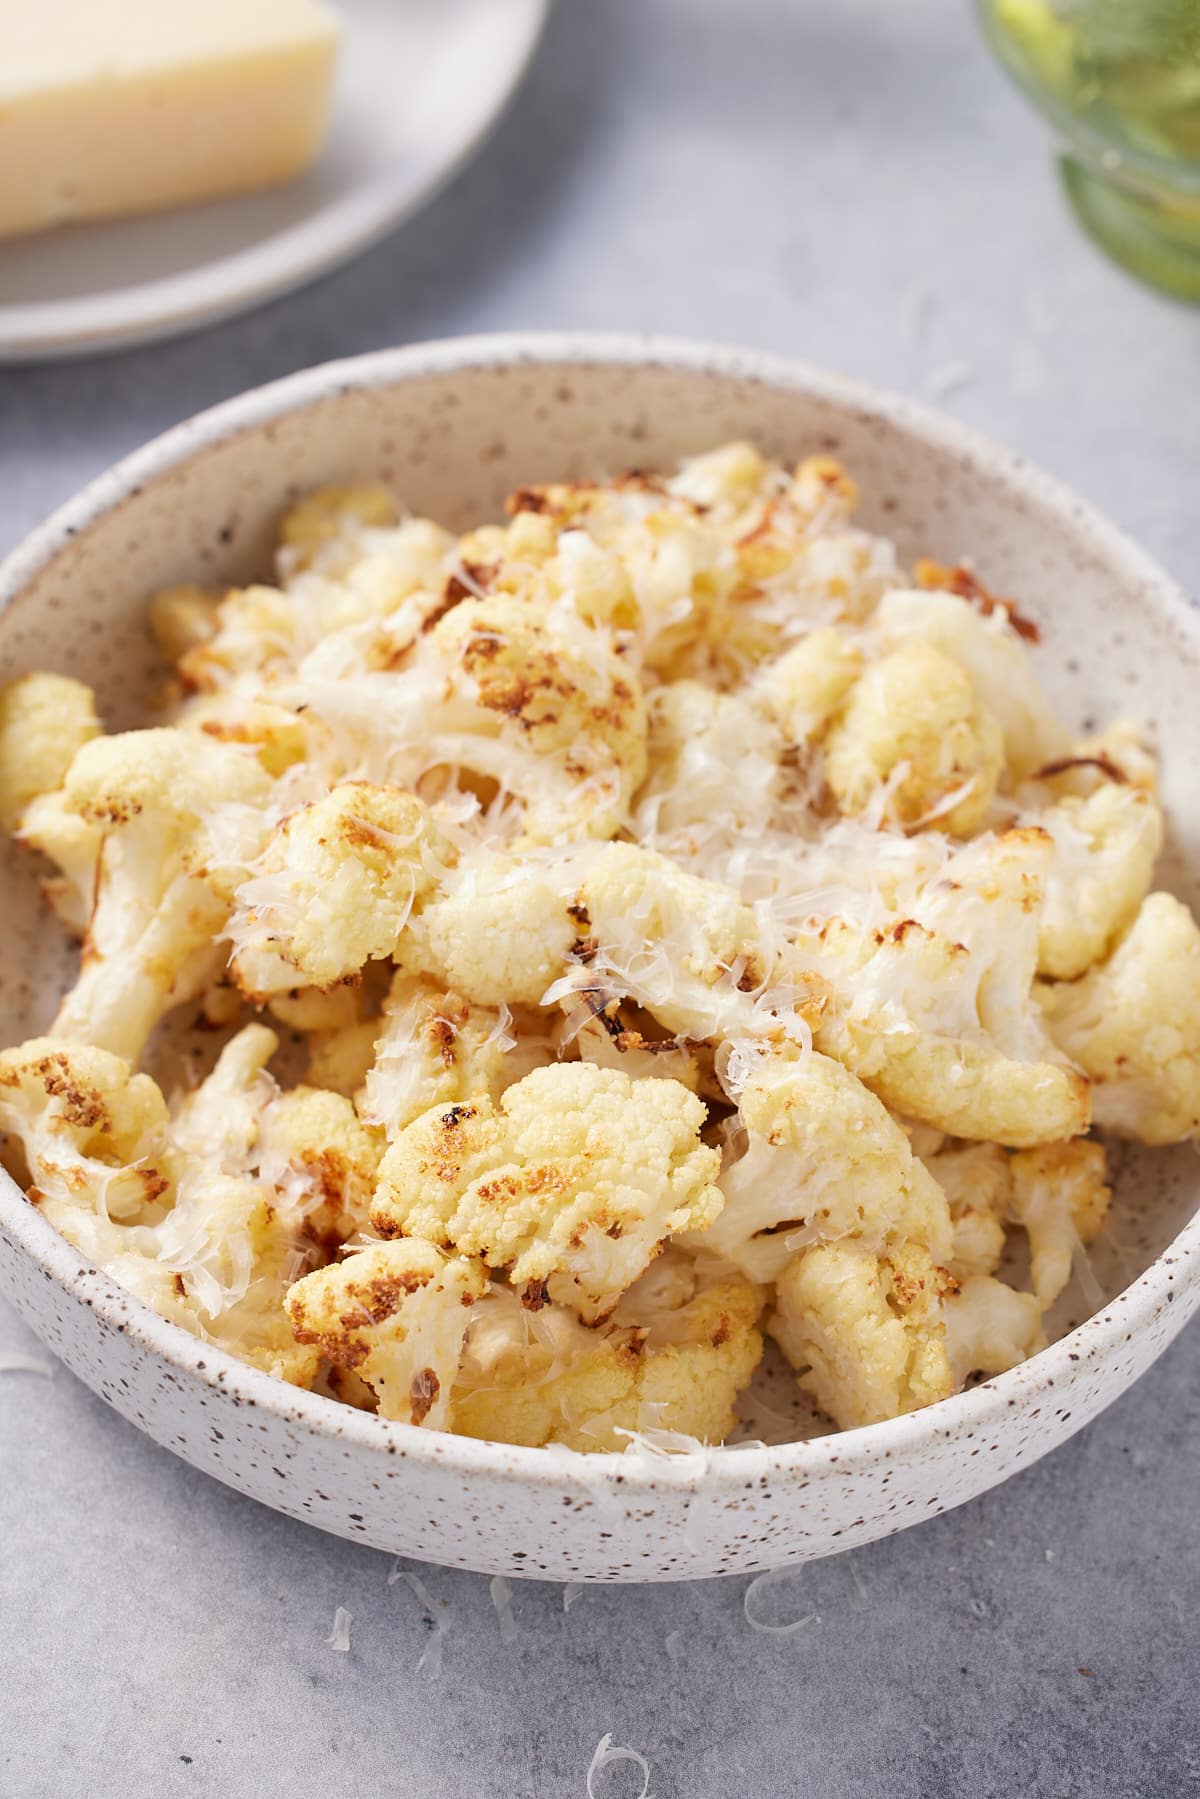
872, 587, 1070, 779
1034, 782, 1163, 979
426, 595, 647, 842
0, 1036, 169, 1220
371, 1062, 723, 1323
0, 1032, 319, 1385
228, 783, 449, 999
0, 1038, 189, 1324
689, 1049, 952, 1284
1008, 1139, 1110, 1306
824, 642, 1004, 835
48, 730, 271, 1060
176, 691, 310, 777
924, 1141, 1011, 1280
942, 1274, 1045, 1386
284, 1240, 487, 1427
576, 842, 824, 1044
1039, 892, 1200, 1144
397, 850, 582, 1007
451, 1253, 763, 1450
256, 1085, 384, 1251
754, 628, 862, 746
812, 831, 1091, 1147
277, 484, 399, 572
0, 672, 101, 833
14, 789, 105, 936
402, 840, 822, 1044
148, 584, 221, 664
359, 973, 549, 1140
769, 1242, 955, 1430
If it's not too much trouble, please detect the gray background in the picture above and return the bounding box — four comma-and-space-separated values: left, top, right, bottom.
2, 3, 1198, 1795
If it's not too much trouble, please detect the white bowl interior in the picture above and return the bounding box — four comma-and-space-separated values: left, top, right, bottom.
2, 345, 1198, 1441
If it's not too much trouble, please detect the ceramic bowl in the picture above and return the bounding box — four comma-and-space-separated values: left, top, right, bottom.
2, 334, 1198, 1582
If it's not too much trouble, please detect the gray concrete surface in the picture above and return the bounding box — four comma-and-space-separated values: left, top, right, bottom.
2, 3, 1199, 1794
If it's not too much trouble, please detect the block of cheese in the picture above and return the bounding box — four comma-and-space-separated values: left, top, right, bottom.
0, 0, 341, 239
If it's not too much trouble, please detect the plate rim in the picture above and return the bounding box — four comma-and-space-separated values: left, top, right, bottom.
2, 328, 1198, 1494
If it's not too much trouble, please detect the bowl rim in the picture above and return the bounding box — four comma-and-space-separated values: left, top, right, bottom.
2, 328, 1198, 1498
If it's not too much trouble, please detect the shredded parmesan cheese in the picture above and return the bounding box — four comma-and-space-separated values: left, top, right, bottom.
586, 1733, 655, 1799
325, 1605, 352, 1653
489, 1574, 519, 1644
388, 1563, 447, 1677
742, 1569, 820, 1637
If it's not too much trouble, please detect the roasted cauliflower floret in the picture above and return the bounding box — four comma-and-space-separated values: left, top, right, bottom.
1039, 892, 1200, 1143
824, 642, 1004, 835
6, 1047, 188, 1318
1009, 1139, 1110, 1306
285, 1240, 487, 1427
307, 1020, 381, 1098
427, 595, 647, 842
542, 529, 639, 631
0, 1036, 169, 1222
577, 842, 823, 1044
555, 1000, 705, 1094
667, 440, 770, 516
1034, 782, 1163, 979
15, 789, 105, 936
49, 730, 271, 1060
769, 1242, 955, 1431
633, 681, 780, 845
371, 1062, 723, 1323
277, 484, 399, 572
690, 1050, 952, 1284
176, 691, 309, 778
451, 1255, 763, 1450
813, 831, 1091, 1147
872, 587, 1069, 779
0, 672, 101, 833
924, 1141, 1011, 1280
397, 850, 581, 1008
0, 1033, 318, 1384
148, 584, 220, 664
942, 1274, 1045, 1386
228, 782, 449, 999
755, 628, 862, 746
256, 1085, 384, 1251
271, 972, 388, 1097
359, 973, 547, 1140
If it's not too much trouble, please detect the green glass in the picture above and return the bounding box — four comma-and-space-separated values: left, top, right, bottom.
977, 0, 1200, 300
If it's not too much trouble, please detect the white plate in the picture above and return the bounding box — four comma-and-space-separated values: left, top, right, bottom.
0, 0, 549, 363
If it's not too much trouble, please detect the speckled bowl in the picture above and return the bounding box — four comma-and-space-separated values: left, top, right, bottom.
2, 334, 1198, 1582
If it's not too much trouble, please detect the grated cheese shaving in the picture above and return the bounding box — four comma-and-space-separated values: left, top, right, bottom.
586, 1733, 655, 1799
489, 1574, 519, 1644
389, 1566, 447, 1677
325, 1605, 352, 1653
742, 1569, 821, 1637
